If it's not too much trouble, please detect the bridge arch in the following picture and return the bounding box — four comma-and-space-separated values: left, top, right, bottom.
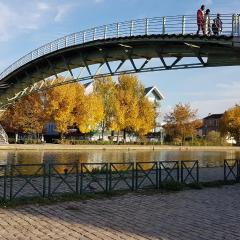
0, 14, 239, 109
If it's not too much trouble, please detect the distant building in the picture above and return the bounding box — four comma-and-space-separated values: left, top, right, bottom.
144, 86, 164, 132
202, 113, 223, 137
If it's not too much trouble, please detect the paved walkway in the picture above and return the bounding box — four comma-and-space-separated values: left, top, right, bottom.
0, 185, 240, 240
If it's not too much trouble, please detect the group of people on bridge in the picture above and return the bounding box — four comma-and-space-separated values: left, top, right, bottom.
197, 5, 223, 36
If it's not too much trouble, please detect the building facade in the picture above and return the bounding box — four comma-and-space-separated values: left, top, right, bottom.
202, 113, 223, 137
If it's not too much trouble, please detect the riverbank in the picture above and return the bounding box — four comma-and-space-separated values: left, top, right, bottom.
0, 143, 239, 151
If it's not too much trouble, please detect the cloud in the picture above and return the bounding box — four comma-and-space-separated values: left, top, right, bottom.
37, 2, 50, 11
0, 1, 78, 41
54, 4, 75, 22
0, 3, 15, 41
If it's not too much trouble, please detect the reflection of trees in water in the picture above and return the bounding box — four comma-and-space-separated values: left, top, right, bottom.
15, 151, 43, 165
1, 149, 240, 170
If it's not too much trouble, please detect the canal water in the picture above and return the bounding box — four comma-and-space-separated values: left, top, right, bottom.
0, 149, 239, 168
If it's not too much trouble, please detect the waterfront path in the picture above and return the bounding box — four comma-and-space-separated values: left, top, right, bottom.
0, 143, 240, 151
0, 185, 240, 240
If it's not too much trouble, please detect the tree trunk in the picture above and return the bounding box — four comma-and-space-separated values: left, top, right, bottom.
117, 131, 120, 144
101, 121, 105, 140
123, 129, 126, 143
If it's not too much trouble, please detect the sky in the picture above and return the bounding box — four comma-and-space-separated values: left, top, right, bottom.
0, 0, 239, 118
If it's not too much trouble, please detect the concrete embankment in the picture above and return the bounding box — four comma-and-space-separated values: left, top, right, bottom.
0, 144, 239, 151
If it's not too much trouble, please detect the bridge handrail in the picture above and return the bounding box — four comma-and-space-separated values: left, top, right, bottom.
0, 13, 239, 81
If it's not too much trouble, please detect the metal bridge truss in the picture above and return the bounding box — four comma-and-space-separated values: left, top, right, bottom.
0, 13, 239, 108
4, 53, 208, 108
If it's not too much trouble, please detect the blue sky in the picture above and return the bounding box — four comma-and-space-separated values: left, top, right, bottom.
0, 0, 239, 117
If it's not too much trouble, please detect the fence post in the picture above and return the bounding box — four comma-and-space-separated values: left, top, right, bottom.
232, 14, 236, 35
3, 165, 7, 201
135, 163, 138, 190
109, 164, 112, 191
80, 163, 83, 194
162, 17, 166, 34
117, 23, 120, 38
132, 163, 135, 191
182, 15, 186, 35
145, 18, 149, 35
83, 31, 86, 43
237, 160, 240, 183
93, 28, 96, 41
158, 162, 162, 188
76, 162, 79, 194
9, 165, 13, 200
65, 36, 67, 47
177, 161, 180, 182
74, 33, 77, 45
104, 25, 107, 39
156, 162, 159, 189
180, 161, 183, 183
43, 163, 46, 198
106, 163, 109, 192
224, 160, 226, 182
196, 161, 199, 183
48, 163, 51, 198
238, 14, 240, 36
130, 20, 134, 36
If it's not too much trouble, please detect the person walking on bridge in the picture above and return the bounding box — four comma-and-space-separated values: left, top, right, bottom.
204, 9, 211, 36
212, 14, 223, 35
197, 5, 205, 35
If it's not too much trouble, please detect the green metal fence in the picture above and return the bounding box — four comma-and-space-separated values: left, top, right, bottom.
224, 159, 240, 182
2, 159, 236, 202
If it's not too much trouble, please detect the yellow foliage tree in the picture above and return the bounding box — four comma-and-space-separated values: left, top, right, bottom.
74, 91, 104, 134
164, 103, 201, 144
220, 105, 240, 145
93, 77, 116, 139
136, 98, 157, 137
46, 79, 104, 137
45, 82, 79, 137
0, 93, 46, 134
112, 74, 156, 140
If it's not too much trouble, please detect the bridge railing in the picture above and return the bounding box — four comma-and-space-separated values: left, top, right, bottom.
0, 14, 239, 81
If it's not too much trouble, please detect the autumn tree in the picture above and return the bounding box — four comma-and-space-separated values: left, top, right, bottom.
0, 93, 46, 135
45, 80, 104, 138
164, 103, 201, 145
93, 77, 116, 139
136, 98, 157, 138
74, 89, 104, 133
45, 82, 79, 138
112, 74, 156, 141
220, 105, 240, 145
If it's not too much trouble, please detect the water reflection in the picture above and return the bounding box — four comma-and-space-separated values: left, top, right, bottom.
0, 149, 240, 168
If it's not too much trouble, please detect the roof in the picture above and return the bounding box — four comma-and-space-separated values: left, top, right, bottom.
203, 114, 223, 120
83, 82, 164, 100
144, 86, 164, 100
83, 81, 93, 88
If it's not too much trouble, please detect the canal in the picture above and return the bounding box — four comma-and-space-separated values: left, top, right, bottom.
0, 149, 239, 167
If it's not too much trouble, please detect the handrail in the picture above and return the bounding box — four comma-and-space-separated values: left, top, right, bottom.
0, 13, 239, 81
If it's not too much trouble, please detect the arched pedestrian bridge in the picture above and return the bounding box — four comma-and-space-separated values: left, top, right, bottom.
0, 14, 240, 109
